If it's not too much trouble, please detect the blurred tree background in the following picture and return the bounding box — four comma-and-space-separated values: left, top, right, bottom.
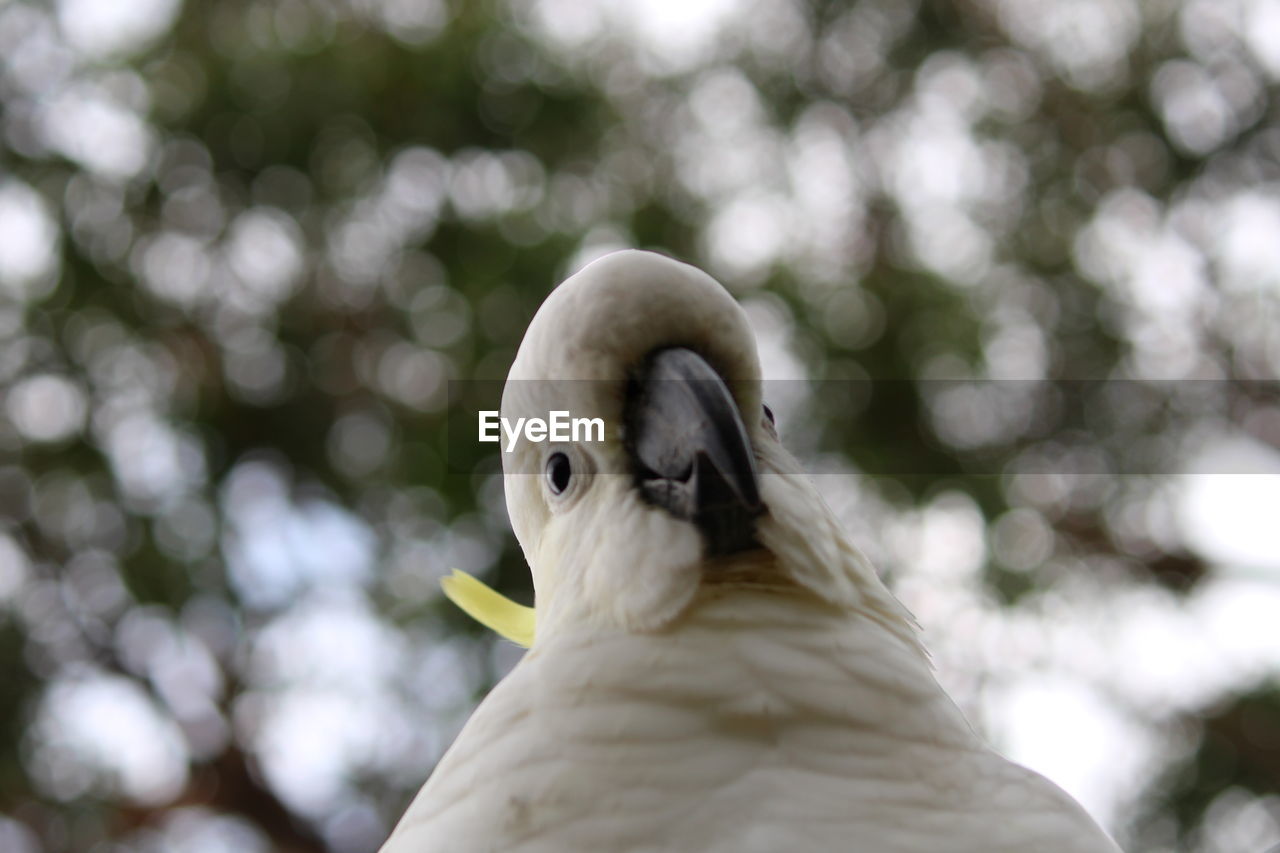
1, 0, 1279, 850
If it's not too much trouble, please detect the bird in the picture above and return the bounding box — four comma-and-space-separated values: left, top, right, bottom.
380, 250, 1123, 852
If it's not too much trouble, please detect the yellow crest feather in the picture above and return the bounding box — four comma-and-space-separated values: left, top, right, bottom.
440, 569, 535, 648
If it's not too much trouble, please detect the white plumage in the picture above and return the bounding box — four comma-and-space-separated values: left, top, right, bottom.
381, 250, 1122, 852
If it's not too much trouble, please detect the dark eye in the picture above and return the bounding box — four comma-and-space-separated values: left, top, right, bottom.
763, 404, 775, 425
546, 452, 572, 495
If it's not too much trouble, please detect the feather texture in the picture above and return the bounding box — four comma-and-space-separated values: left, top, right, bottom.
441, 569, 535, 648
381, 251, 1123, 852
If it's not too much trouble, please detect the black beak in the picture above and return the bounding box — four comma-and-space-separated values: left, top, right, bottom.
625, 347, 764, 557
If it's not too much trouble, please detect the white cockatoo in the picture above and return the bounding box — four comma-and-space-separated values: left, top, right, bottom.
381, 250, 1122, 852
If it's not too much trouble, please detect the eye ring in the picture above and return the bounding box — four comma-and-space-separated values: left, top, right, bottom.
545, 452, 572, 496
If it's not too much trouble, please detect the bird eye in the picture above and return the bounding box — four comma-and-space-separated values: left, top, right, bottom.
763, 404, 775, 425
545, 452, 572, 495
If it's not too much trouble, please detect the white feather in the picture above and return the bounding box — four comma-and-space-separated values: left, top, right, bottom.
381, 251, 1122, 852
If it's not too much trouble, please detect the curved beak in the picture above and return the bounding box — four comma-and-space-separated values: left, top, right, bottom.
625, 347, 763, 557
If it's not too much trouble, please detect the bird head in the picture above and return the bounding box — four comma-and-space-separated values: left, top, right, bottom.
454, 250, 916, 650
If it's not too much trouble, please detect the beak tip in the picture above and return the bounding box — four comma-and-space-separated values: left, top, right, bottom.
626, 347, 764, 558
693, 450, 764, 556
